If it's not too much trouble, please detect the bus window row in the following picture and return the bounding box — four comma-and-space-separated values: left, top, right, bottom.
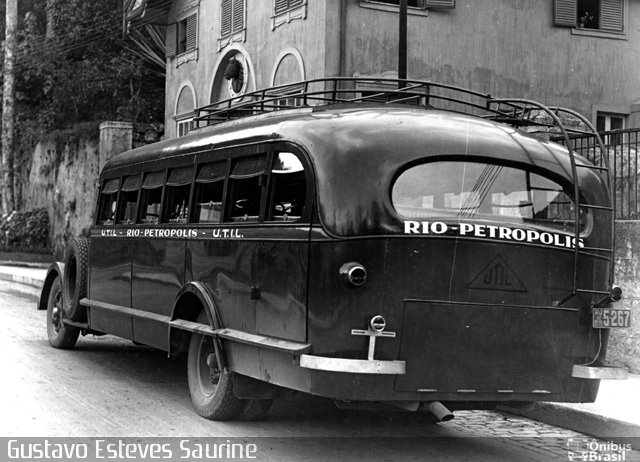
97, 152, 308, 226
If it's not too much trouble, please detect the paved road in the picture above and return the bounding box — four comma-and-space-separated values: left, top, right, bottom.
1, 280, 638, 461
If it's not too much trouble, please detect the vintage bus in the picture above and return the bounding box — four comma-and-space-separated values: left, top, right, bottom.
39, 78, 628, 421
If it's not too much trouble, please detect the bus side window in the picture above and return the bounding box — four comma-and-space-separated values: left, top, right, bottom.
193, 161, 227, 223
225, 155, 267, 223
138, 171, 164, 225
97, 178, 120, 225
268, 152, 307, 222
116, 175, 141, 224
163, 166, 194, 224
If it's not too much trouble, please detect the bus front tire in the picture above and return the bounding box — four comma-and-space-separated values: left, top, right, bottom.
187, 314, 244, 420
63, 236, 89, 322
46, 277, 80, 349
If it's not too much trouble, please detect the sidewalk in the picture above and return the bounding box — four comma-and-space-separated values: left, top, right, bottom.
1, 263, 638, 446
0, 263, 48, 298
499, 376, 640, 448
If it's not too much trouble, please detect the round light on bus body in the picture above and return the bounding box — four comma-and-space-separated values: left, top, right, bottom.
339, 262, 367, 287
370, 315, 386, 332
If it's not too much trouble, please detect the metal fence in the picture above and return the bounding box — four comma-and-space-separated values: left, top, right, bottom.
558, 128, 640, 220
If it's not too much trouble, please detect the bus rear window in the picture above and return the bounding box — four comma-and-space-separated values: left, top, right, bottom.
392, 161, 587, 233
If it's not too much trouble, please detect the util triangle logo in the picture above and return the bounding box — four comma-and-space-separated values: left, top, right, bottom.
467, 255, 527, 292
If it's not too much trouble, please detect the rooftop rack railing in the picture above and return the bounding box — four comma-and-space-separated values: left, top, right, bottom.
194, 77, 592, 137
194, 77, 614, 304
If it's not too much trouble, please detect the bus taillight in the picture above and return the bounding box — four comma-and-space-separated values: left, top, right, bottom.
340, 262, 367, 287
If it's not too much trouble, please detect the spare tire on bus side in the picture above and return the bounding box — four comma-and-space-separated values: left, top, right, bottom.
63, 236, 89, 322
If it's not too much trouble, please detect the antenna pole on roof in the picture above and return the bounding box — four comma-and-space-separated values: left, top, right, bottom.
398, 0, 407, 89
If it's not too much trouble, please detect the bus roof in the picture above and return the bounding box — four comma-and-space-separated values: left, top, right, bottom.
103, 103, 599, 185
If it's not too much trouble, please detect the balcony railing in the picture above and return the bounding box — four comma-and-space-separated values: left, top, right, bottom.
557, 129, 640, 220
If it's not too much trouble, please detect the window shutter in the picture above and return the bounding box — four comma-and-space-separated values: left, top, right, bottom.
600, 0, 623, 32
166, 23, 177, 58
275, 0, 304, 14
425, 0, 455, 8
221, 0, 232, 36
232, 0, 245, 33
185, 14, 197, 51
275, 0, 289, 14
554, 0, 576, 27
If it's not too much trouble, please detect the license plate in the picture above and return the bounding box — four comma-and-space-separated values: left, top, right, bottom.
592, 308, 631, 328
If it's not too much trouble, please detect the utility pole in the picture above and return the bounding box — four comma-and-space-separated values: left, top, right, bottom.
398, 0, 407, 89
2, 0, 17, 215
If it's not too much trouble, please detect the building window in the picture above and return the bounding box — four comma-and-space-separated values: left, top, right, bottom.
597, 112, 626, 132
177, 118, 196, 137
175, 84, 197, 138
275, 0, 305, 14
221, 0, 245, 38
360, 0, 455, 10
597, 112, 627, 144
554, 0, 624, 33
272, 0, 307, 30
166, 13, 198, 58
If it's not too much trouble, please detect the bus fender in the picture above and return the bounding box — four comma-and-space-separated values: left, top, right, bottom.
37, 262, 65, 311
168, 281, 225, 367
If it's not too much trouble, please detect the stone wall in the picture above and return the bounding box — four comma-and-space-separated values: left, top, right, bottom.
23, 122, 142, 258
607, 222, 640, 373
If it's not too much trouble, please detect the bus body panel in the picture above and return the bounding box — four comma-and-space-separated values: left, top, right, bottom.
89, 238, 132, 307
303, 236, 606, 402
187, 227, 310, 343
132, 238, 186, 315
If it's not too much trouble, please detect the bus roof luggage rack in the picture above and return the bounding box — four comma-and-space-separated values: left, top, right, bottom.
195, 78, 615, 304
194, 78, 592, 137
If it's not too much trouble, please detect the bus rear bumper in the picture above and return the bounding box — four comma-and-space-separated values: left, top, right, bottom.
299, 354, 406, 375
571, 364, 628, 380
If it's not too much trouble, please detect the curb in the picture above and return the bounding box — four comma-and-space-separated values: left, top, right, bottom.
498, 403, 640, 449
0, 271, 44, 290
0, 260, 51, 269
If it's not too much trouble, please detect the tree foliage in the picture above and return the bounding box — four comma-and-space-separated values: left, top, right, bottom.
13, 0, 164, 153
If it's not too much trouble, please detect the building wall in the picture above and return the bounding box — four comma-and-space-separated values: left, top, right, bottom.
345, 0, 640, 123
164, 0, 333, 138
163, 0, 640, 136
609, 221, 640, 373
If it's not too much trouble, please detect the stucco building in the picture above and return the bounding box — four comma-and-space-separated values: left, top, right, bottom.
127, 0, 640, 139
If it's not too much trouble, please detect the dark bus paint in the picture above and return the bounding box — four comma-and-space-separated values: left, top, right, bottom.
39, 85, 628, 421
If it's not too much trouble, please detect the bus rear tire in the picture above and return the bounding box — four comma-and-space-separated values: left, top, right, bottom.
46, 277, 80, 349
187, 313, 244, 420
63, 236, 89, 322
